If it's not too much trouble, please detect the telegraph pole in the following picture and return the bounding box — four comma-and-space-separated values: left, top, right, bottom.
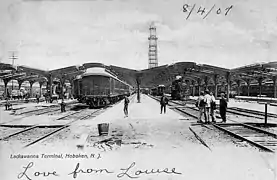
9, 52, 18, 90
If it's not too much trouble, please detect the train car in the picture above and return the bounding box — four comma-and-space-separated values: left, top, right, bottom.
141, 88, 150, 95
171, 79, 182, 100
227, 80, 274, 97
73, 67, 133, 108
73, 75, 82, 100
239, 84, 274, 97
150, 87, 158, 96
157, 85, 165, 96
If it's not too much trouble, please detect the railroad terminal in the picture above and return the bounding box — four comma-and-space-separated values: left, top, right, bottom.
0, 61, 277, 180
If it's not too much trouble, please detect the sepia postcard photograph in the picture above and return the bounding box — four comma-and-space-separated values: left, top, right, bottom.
0, 0, 277, 180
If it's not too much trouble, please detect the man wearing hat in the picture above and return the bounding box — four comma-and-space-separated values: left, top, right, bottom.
204, 89, 212, 123
219, 93, 228, 123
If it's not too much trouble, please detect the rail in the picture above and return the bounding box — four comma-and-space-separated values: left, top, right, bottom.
149, 95, 277, 153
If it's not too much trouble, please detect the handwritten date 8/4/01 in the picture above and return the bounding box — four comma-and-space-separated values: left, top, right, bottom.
183, 4, 233, 20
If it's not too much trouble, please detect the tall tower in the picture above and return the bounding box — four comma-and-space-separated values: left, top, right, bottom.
148, 22, 158, 68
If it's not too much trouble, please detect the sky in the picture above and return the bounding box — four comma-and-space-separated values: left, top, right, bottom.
0, 0, 277, 71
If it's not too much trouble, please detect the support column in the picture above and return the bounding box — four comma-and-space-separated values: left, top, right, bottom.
246, 79, 251, 97
197, 78, 201, 96
258, 77, 263, 97
136, 73, 142, 103
192, 80, 195, 97
136, 78, 141, 103
39, 81, 44, 97
48, 74, 53, 99
235, 80, 241, 96
226, 72, 231, 102
185, 80, 190, 99
273, 76, 277, 98
29, 80, 35, 98
204, 76, 208, 91
70, 78, 74, 99
213, 75, 218, 98
60, 74, 66, 100
18, 80, 24, 90
3, 79, 9, 98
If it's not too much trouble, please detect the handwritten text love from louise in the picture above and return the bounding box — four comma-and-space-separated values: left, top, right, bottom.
183, 4, 233, 20
18, 162, 182, 180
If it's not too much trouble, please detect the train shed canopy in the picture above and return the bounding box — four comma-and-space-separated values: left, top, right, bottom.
1, 61, 277, 92
0, 63, 85, 85
0, 63, 16, 71
107, 65, 137, 87
137, 62, 231, 88
230, 62, 277, 85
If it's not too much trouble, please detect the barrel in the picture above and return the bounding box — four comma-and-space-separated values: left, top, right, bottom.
97, 123, 109, 136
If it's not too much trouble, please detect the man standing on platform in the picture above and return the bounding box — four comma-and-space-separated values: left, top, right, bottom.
204, 90, 212, 123
197, 91, 206, 123
210, 92, 216, 123
160, 94, 168, 114
60, 99, 66, 113
36, 93, 40, 104
219, 93, 228, 123
124, 95, 129, 117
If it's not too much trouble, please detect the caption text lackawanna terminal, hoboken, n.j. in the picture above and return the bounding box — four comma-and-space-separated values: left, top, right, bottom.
10, 153, 102, 159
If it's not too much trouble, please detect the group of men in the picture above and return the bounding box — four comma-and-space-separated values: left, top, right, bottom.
122, 90, 228, 123
196, 90, 227, 123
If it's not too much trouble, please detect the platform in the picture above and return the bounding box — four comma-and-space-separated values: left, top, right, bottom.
0, 94, 276, 180
189, 96, 277, 115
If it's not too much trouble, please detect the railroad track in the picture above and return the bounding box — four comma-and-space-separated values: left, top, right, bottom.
212, 123, 277, 152
149, 95, 277, 152
228, 107, 277, 119
0, 103, 81, 126
0, 96, 132, 149
14, 102, 78, 116
0, 108, 104, 148
0, 98, 38, 107
170, 98, 277, 119
0, 106, 60, 126
168, 98, 277, 121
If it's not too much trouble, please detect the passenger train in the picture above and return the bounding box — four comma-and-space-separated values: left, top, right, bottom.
150, 85, 165, 96
73, 67, 133, 108
237, 82, 275, 97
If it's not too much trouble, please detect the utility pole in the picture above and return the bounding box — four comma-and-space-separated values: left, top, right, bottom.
9, 52, 18, 90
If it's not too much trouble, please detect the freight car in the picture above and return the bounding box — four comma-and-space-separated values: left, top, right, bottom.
73, 67, 133, 108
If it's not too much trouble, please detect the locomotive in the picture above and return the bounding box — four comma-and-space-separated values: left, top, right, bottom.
171, 78, 182, 100
73, 67, 133, 108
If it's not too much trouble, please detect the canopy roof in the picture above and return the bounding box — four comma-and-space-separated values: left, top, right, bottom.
0, 61, 276, 88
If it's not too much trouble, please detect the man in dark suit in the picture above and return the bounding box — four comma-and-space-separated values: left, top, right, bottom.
124, 95, 130, 117
219, 93, 228, 123
160, 94, 168, 114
